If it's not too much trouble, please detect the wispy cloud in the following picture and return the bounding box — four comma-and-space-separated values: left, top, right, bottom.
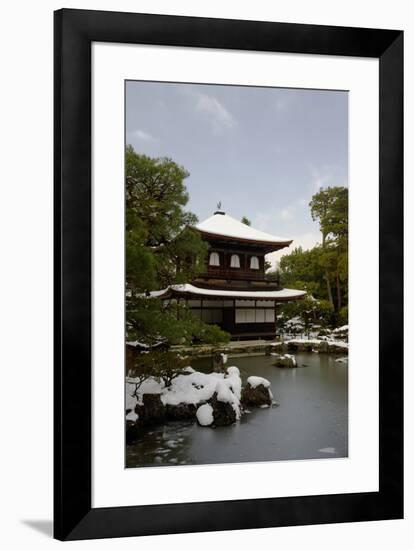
129, 129, 158, 143
255, 197, 309, 232
180, 88, 236, 133
197, 94, 235, 129
309, 165, 334, 191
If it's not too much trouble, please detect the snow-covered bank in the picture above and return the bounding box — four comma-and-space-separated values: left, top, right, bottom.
268, 338, 348, 354
170, 330, 349, 360
126, 366, 272, 436
126, 366, 242, 416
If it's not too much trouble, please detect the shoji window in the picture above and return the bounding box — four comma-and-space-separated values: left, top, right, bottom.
209, 252, 220, 266
250, 256, 259, 269
235, 308, 275, 324
230, 254, 240, 268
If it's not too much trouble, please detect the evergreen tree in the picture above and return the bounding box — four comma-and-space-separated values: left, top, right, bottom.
125, 146, 229, 345
270, 186, 348, 327
310, 186, 348, 320
126, 146, 207, 292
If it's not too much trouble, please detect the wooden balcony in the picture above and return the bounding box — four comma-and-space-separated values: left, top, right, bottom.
199, 267, 264, 281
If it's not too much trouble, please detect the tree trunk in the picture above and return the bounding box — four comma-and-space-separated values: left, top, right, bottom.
336, 272, 342, 312
325, 272, 335, 311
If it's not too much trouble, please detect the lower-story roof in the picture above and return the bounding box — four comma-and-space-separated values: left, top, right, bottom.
148, 283, 306, 301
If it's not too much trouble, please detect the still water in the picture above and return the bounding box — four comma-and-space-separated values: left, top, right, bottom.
126, 353, 348, 468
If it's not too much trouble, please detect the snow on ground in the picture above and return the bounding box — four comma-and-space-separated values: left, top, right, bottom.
196, 404, 214, 426
125, 376, 163, 409
126, 411, 138, 422
333, 325, 348, 333
126, 366, 243, 418
284, 316, 304, 329
127, 341, 149, 349
283, 338, 349, 350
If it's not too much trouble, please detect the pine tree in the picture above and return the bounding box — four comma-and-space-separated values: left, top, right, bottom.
125, 145, 229, 345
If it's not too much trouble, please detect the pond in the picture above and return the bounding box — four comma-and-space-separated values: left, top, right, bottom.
126, 352, 348, 468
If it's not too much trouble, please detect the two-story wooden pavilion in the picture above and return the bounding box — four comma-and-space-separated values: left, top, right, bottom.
150, 210, 306, 340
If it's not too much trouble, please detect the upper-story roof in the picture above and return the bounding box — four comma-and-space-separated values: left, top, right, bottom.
195, 211, 292, 249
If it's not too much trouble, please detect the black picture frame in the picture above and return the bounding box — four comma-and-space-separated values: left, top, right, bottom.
54, 8, 403, 541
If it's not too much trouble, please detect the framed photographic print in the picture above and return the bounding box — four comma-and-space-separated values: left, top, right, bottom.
54, 9, 403, 541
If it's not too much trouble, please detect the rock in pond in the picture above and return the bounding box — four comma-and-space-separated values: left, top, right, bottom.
126, 420, 140, 444
166, 403, 197, 421
272, 353, 297, 368
135, 393, 166, 426
213, 352, 228, 372
286, 341, 314, 352
241, 376, 272, 407
210, 392, 237, 426
196, 391, 237, 428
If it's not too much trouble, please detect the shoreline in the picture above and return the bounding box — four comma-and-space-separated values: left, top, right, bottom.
171, 337, 348, 358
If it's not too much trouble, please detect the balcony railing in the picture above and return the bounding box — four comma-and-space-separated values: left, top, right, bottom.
200, 267, 264, 281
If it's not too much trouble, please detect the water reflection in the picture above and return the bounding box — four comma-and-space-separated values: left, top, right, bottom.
126, 352, 348, 468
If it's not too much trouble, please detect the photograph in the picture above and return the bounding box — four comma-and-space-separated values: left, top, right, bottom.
0, 0, 406, 544
124, 81, 349, 468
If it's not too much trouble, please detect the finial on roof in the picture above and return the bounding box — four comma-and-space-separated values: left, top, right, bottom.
214, 201, 225, 215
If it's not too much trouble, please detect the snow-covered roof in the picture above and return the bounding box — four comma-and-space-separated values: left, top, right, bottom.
195, 212, 292, 246
148, 283, 306, 301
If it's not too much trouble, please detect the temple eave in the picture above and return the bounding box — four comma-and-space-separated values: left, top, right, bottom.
150, 284, 306, 302
195, 229, 292, 252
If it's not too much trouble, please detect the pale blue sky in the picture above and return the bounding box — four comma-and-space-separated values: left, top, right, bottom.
126, 81, 348, 265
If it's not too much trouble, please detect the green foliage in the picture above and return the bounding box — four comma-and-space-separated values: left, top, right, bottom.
126, 146, 207, 291
127, 297, 230, 346
277, 296, 334, 335
278, 246, 325, 295
309, 186, 348, 321
241, 216, 251, 226
270, 186, 348, 327
310, 186, 348, 248
191, 320, 230, 345
126, 216, 157, 292
339, 306, 348, 325
125, 147, 230, 346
